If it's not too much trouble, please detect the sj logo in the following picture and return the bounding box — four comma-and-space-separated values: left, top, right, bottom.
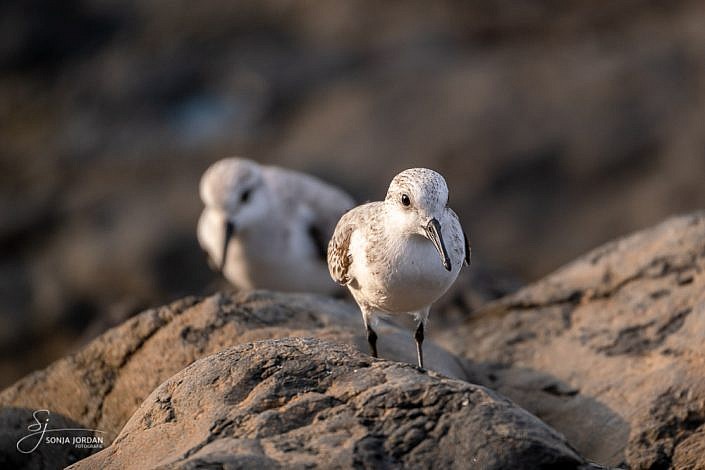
16, 410, 105, 454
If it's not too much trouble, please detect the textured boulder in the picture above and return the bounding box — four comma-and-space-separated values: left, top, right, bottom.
0, 290, 468, 454
437, 212, 705, 468
70, 337, 589, 470
8, 211, 705, 468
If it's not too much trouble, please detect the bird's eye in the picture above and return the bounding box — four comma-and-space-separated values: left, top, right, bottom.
401, 194, 410, 206
240, 189, 251, 203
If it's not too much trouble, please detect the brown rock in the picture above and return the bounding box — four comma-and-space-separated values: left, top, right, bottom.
69, 337, 589, 470
436, 212, 705, 468
0, 291, 469, 454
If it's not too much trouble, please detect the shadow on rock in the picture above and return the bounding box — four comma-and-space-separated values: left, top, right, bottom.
473, 364, 631, 466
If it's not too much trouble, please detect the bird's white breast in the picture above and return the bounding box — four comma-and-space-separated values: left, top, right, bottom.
349, 210, 463, 314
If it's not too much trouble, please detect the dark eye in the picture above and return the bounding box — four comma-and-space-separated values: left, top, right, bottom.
401, 194, 410, 206
240, 189, 251, 203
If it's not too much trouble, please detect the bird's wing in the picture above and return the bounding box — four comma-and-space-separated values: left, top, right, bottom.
448, 208, 471, 266
264, 166, 355, 262
327, 208, 359, 285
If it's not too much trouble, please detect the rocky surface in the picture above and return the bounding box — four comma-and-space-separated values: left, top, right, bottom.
69, 337, 590, 470
436, 212, 705, 469
0, 290, 469, 454
5, 213, 705, 468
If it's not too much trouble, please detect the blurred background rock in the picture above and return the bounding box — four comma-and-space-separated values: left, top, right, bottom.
1, 0, 704, 388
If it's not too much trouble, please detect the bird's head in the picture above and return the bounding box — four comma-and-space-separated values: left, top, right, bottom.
384, 168, 452, 271
199, 157, 269, 271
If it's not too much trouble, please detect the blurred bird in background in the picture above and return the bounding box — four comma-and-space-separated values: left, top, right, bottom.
198, 157, 355, 294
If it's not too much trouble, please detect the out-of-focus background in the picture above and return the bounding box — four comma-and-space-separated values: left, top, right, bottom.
1, 0, 704, 388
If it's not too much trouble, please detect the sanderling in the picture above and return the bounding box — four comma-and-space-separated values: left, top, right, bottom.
327, 168, 470, 368
198, 157, 355, 294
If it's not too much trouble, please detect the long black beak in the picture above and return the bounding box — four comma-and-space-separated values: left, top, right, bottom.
220, 220, 235, 272
424, 218, 451, 271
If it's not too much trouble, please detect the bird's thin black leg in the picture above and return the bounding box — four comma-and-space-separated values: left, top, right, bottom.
415, 322, 424, 368
367, 324, 378, 358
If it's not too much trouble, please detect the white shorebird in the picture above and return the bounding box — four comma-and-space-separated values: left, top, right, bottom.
327, 168, 470, 368
198, 157, 355, 294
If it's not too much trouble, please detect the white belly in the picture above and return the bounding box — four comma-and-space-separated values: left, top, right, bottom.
224, 237, 337, 295
199, 206, 340, 295
350, 230, 462, 314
